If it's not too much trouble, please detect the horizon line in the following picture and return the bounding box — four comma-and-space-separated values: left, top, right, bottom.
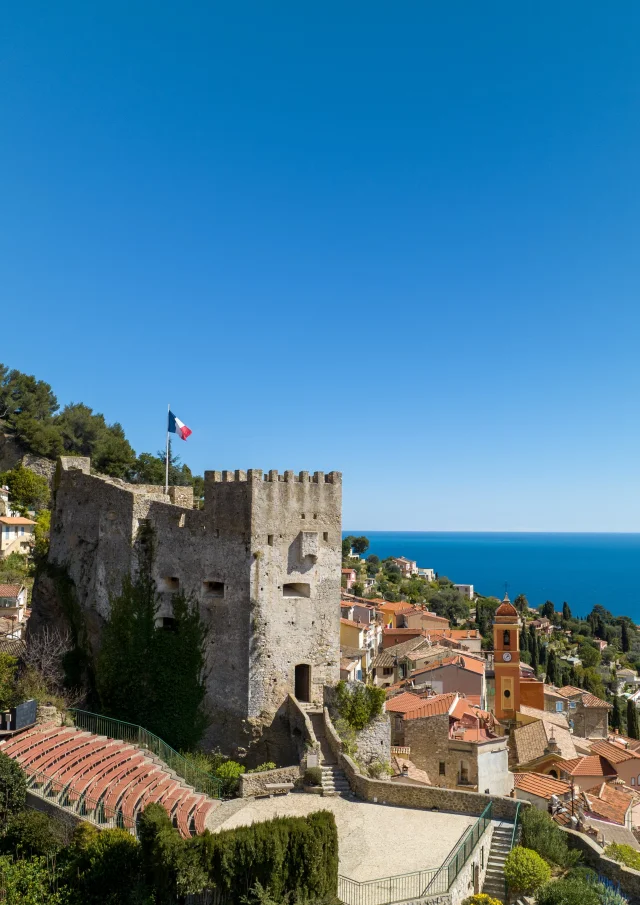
342, 529, 640, 535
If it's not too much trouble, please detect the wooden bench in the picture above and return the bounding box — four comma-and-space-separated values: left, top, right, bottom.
264, 782, 294, 796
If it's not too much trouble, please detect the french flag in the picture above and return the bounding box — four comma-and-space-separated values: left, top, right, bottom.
168, 410, 192, 441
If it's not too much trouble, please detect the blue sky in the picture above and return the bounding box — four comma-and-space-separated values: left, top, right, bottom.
2, 3, 639, 531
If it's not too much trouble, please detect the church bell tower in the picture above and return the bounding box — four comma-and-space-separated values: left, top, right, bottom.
493, 594, 521, 720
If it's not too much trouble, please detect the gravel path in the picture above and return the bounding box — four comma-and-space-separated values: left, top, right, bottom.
212, 792, 476, 881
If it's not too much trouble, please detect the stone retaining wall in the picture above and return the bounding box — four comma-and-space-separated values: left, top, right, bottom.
27, 791, 84, 832
238, 765, 301, 798
288, 694, 318, 766
563, 828, 640, 904
323, 707, 521, 821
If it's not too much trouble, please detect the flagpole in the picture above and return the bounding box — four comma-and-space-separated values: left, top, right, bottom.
165, 403, 170, 494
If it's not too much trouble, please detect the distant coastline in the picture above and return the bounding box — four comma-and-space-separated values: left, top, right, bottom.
343, 531, 640, 617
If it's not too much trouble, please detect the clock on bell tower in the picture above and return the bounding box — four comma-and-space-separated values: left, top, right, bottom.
493, 594, 521, 721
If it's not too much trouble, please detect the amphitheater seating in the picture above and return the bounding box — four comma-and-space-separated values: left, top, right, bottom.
0, 724, 218, 838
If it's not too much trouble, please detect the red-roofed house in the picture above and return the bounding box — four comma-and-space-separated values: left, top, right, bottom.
340, 616, 382, 680
406, 654, 486, 708
556, 755, 619, 790
545, 685, 611, 739
0, 517, 36, 559
513, 772, 573, 810
341, 568, 357, 591
389, 691, 512, 796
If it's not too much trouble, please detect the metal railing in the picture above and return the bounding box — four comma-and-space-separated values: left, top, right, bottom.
338, 866, 441, 905
68, 709, 222, 799
337, 802, 493, 905
26, 765, 129, 831
509, 801, 521, 850
505, 800, 522, 900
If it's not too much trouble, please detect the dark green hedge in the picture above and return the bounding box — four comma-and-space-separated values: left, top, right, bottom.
199, 810, 338, 904
139, 803, 339, 905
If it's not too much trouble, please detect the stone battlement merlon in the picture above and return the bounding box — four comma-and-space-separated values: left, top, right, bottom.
204, 469, 341, 484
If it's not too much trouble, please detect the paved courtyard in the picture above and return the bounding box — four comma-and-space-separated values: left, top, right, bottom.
213, 792, 476, 881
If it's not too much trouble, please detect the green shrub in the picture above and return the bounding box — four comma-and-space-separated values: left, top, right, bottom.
335, 681, 385, 730
605, 843, 640, 871
248, 762, 277, 773
462, 895, 503, 905
596, 883, 630, 905
215, 760, 245, 796
139, 803, 207, 904
0, 853, 67, 904
1, 809, 67, 856
334, 718, 358, 756
520, 804, 581, 867
0, 753, 26, 827
537, 877, 600, 905
504, 846, 551, 894
303, 767, 323, 786
366, 760, 393, 778
63, 823, 147, 905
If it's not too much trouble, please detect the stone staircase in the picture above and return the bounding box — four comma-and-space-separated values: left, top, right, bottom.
307, 710, 351, 797
482, 822, 513, 902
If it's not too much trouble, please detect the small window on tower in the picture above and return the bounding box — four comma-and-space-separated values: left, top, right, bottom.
203, 581, 225, 598
503, 630, 511, 647
439, 762, 446, 776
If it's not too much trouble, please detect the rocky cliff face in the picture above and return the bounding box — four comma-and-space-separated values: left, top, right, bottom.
0, 428, 56, 485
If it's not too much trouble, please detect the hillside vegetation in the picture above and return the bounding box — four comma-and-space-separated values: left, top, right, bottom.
0, 362, 201, 491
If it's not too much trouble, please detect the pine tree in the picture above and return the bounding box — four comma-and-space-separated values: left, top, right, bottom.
622, 622, 631, 653
627, 700, 640, 740
611, 696, 622, 731
562, 601, 571, 621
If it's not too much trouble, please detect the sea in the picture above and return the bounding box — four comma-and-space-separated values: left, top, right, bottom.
343, 531, 640, 619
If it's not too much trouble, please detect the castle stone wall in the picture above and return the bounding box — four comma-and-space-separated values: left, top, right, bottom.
45, 458, 341, 760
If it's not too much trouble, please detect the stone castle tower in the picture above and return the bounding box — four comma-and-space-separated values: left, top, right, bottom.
46, 457, 342, 758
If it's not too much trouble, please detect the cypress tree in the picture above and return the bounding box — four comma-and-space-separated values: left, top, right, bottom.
546, 649, 556, 685
562, 601, 571, 621
539, 640, 547, 667
611, 696, 622, 732
627, 699, 640, 740
520, 625, 527, 653
531, 638, 539, 673
528, 624, 537, 656
622, 622, 631, 653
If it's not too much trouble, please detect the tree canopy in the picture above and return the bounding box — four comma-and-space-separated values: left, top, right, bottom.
0, 362, 203, 491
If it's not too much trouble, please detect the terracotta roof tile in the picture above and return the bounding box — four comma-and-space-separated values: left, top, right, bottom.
556, 755, 617, 777
582, 782, 638, 825
0, 517, 35, 525
411, 654, 485, 677
0, 585, 23, 598
519, 706, 570, 730
385, 692, 427, 714
591, 740, 640, 764
512, 720, 577, 766
513, 772, 571, 799
557, 686, 612, 709
402, 693, 458, 720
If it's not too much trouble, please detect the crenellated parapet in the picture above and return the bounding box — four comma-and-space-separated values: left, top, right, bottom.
204, 469, 341, 484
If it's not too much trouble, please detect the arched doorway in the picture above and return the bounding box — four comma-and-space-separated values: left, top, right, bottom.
295, 664, 311, 702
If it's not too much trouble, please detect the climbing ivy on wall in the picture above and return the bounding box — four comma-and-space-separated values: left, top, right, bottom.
95, 571, 208, 751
